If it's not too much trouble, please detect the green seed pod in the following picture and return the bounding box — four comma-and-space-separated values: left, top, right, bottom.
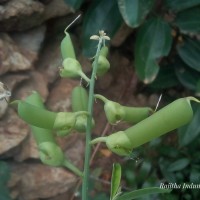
24, 92, 60, 147
95, 55, 110, 76
100, 46, 109, 57
95, 94, 152, 125
39, 142, 65, 167
16, 100, 56, 130
53, 111, 89, 133
91, 97, 199, 156
71, 86, 95, 132
60, 58, 90, 83
14, 91, 83, 176
71, 86, 88, 112
61, 32, 76, 60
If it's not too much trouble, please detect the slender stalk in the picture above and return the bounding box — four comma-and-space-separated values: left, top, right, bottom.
82, 37, 104, 200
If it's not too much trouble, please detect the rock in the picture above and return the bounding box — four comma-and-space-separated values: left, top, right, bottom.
36, 37, 62, 84
11, 25, 46, 55
14, 132, 39, 161
10, 163, 77, 200
0, 33, 33, 75
0, 0, 10, 5
0, 109, 28, 155
0, 0, 72, 31
0, 0, 44, 31
46, 78, 78, 112
43, 0, 72, 21
0, 74, 29, 118
13, 71, 49, 101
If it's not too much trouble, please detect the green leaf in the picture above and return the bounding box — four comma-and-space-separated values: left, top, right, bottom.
178, 104, 200, 146
174, 7, 200, 33
117, 0, 154, 28
136, 161, 151, 185
116, 187, 171, 200
177, 37, 200, 71
168, 158, 190, 172
82, 0, 123, 56
134, 17, 172, 83
110, 163, 121, 200
0, 162, 10, 185
190, 166, 200, 183
164, 0, 200, 12
175, 61, 200, 91
149, 65, 179, 89
63, 0, 84, 10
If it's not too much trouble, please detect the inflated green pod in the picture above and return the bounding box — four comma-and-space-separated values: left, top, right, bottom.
71, 86, 94, 132
71, 86, 88, 112
91, 97, 199, 156
24, 92, 57, 144
92, 46, 110, 76
95, 94, 152, 124
61, 32, 76, 60
17, 100, 56, 129
100, 46, 109, 57
22, 91, 83, 176
39, 142, 65, 167
15, 95, 88, 133
60, 58, 90, 83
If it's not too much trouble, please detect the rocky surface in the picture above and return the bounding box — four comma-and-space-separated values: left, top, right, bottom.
0, 1, 154, 199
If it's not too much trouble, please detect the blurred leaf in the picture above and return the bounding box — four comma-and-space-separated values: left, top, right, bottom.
111, 163, 121, 200
82, 0, 123, 56
175, 61, 200, 91
178, 104, 200, 146
117, 0, 154, 28
168, 158, 190, 172
159, 159, 177, 182
177, 37, 200, 71
164, 0, 200, 12
0, 162, 10, 185
134, 17, 172, 84
63, 0, 84, 10
136, 161, 151, 185
0, 162, 12, 200
149, 66, 179, 89
190, 166, 200, 183
174, 7, 200, 33
116, 187, 171, 200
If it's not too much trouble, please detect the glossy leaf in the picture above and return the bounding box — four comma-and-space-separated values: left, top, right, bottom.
149, 65, 179, 89
134, 17, 172, 84
168, 158, 190, 172
174, 7, 200, 33
175, 62, 200, 91
82, 0, 123, 56
164, 0, 200, 12
117, 0, 154, 28
116, 187, 171, 200
63, 0, 84, 10
110, 163, 121, 200
177, 37, 200, 72
178, 104, 200, 146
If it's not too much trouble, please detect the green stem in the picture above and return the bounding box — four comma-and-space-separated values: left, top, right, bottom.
63, 159, 83, 177
82, 37, 103, 200
90, 137, 107, 145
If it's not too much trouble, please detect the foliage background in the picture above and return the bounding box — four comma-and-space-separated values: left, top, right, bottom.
63, 0, 200, 199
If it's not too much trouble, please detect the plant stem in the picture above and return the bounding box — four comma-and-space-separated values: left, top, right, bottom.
82, 37, 103, 200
